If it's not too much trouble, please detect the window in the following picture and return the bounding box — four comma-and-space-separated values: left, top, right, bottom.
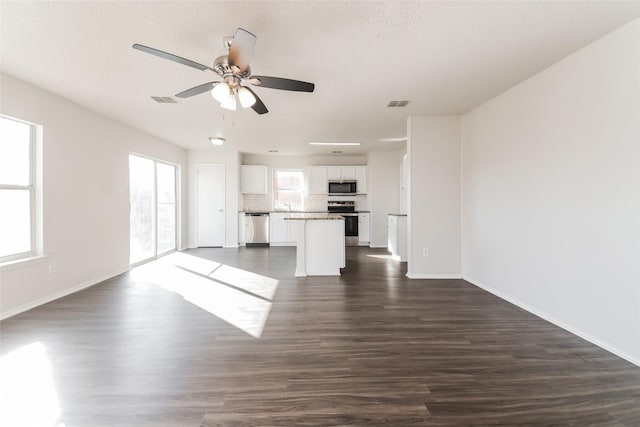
0, 115, 41, 263
273, 169, 304, 210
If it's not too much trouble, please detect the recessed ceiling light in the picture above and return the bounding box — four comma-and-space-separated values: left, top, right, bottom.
380, 136, 407, 142
209, 137, 225, 146
309, 142, 361, 146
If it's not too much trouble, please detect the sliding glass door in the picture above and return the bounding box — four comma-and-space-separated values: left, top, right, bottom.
129, 154, 177, 265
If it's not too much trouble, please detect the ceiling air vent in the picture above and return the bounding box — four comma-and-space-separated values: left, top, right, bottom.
386, 100, 409, 107
151, 96, 177, 104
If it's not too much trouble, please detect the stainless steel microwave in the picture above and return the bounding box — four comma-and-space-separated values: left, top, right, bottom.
328, 180, 357, 195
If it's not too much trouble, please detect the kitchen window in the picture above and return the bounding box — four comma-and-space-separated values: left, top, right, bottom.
273, 169, 304, 210
0, 115, 42, 264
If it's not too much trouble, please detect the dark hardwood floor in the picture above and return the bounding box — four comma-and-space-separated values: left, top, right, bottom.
1, 247, 639, 426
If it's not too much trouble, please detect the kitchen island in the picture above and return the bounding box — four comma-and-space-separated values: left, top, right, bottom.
286, 213, 345, 276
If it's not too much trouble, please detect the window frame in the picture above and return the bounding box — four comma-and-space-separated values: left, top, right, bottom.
0, 115, 41, 264
272, 169, 305, 211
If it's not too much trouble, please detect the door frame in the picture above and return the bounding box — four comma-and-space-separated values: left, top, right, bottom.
195, 163, 226, 247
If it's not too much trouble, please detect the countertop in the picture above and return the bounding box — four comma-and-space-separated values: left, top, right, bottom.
285, 213, 345, 221
241, 210, 371, 214
388, 213, 407, 216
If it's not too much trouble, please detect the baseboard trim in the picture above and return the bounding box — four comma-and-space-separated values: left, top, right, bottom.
223, 245, 240, 248
463, 274, 640, 368
0, 267, 130, 321
406, 273, 463, 279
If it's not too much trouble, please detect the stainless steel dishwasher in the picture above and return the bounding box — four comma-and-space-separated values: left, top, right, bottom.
245, 213, 270, 247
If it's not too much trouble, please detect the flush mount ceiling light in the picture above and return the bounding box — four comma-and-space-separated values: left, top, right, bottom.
209, 137, 226, 146
309, 142, 361, 146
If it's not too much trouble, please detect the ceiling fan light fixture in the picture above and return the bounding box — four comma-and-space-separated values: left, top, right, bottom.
209, 137, 225, 146
220, 93, 237, 110
237, 87, 256, 108
211, 82, 231, 103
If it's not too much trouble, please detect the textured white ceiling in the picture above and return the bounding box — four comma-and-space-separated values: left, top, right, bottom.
2, 1, 639, 155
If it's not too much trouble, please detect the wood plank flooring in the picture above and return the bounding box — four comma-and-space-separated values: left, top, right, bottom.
1, 247, 639, 426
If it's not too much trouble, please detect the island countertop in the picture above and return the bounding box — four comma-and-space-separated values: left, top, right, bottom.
285, 213, 345, 220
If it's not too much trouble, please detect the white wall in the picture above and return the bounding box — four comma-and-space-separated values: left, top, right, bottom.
0, 74, 189, 318
407, 116, 462, 278
187, 149, 240, 248
461, 19, 640, 364
367, 150, 404, 248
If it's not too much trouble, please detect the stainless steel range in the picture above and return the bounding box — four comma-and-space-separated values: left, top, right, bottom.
328, 201, 358, 246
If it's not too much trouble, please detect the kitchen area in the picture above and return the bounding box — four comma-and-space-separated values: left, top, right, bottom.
236, 151, 408, 273
239, 163, 371, 247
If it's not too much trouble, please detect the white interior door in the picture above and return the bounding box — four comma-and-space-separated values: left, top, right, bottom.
197, 164, 225, 247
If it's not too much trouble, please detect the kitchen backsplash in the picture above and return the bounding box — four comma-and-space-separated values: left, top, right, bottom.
242, 194, 272, 212
242, 194, 369, 211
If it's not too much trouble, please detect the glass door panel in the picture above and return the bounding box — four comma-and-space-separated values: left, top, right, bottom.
129, 155, 177, 265
129, 155, 155, 264
156, 162, 176, 255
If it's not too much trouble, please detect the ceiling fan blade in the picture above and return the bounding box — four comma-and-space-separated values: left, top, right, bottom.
244, 86, 268, 115
250, 76, 315, 92
227, 28, 256, 73
175, 81, 219, 98
132, 44, 212, 72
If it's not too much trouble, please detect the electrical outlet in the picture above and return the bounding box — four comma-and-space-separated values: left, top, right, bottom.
423, 248, 429, 257
48, 262, 56, 273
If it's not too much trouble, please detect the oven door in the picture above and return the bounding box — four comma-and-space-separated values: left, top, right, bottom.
343, 215, 359, 246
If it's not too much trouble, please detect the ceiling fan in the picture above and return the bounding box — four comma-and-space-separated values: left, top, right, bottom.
132, 28, 315, 115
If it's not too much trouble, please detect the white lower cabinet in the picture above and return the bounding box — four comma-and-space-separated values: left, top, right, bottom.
358, 213, 370, 245
238, 213, 246, 245
388, 214, 407, 261
270, 213, 297, 246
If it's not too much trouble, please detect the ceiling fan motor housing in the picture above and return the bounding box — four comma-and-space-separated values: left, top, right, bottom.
213, 55, 251, 80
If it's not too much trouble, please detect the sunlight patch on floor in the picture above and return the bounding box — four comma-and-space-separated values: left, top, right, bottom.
367, 253, 396, 260
0, 342, 65, 427
158, 251, 222, 275
133, 253, 279, 338
210, 264, 279, 300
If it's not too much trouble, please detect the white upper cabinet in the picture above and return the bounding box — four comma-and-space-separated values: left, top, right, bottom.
240, 165, 268, 194
340, 166, 357, 180
327, 166, 343, 181
327, 166, 359, 181
307, 166, 328, 194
